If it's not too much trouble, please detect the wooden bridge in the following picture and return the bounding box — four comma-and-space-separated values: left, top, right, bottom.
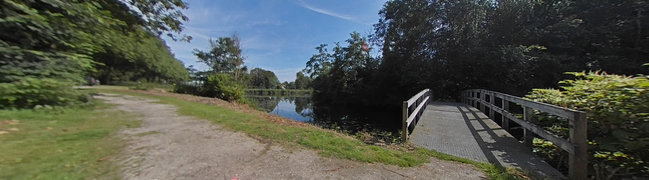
402, 89, 587, 180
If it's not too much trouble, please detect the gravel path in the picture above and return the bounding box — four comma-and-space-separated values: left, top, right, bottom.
96, 93, 486, 180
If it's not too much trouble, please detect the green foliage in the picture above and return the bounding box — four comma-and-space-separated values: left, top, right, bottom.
0, 0, 189, 109
526, 71, 649, 179
293, 72, 312, 89
249, 68, 280, 89
173, 81, 203, 96
0, 0, 100, 108
364, 0, 649, 102
305, 32, 378, 105
174, 74, 245, 102
203, 74, 245, 101
92, 28, 190, 84
0, 78, 89, 108
121, 0, 191, 41
194, 35, 245, 77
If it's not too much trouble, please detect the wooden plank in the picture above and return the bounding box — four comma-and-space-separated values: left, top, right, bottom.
523, 106, 534, 147
406, 96, 430, 125
402, 101, 408, 142
406, 89, 430, 107
465, 89, 583, 120
502, 98, 510, 130
569, 112, 588, 180
482, 101, 575, 153
479, 91, 485, 112
494, 93, 580, 120
402, 89, 431, 141
489, 93, 495, 119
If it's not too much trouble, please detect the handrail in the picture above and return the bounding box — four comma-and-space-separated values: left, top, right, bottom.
402, 89, 431, 141
461, 89, 587, 180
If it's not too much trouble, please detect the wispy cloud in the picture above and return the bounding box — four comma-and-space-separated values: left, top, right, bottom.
297, 0, 356, 22
186, 26, 213, 41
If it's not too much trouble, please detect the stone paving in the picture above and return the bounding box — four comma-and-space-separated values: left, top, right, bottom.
410, 102, 565, 179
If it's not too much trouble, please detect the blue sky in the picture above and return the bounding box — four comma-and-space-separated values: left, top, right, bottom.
163, 0, 386, 82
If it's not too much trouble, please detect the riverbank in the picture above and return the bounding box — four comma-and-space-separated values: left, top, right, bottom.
245, 88, 312, 96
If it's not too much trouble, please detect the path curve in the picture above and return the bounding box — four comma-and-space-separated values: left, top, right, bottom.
96, 93, 486, 179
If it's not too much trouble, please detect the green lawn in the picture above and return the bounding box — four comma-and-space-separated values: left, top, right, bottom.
0, 101, 140, 180
96, 89, 526, 180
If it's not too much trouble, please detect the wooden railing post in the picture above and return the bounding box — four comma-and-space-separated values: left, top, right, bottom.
489, 93, 495, 119
473, 91, 477, 108
479, 91, 485, 112
471, 91, 475, 107
523, 106, 534, 147
570, 112, 588, 180
502, 98, 510, 131
402, 101, 408, 142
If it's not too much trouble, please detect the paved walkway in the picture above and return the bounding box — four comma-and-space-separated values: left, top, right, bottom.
410, 102, 564, 179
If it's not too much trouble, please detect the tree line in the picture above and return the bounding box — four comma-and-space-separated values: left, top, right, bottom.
1, 0, 190, 108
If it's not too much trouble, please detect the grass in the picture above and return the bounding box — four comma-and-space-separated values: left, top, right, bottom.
96, 88, 527, 179
0, 101, 141, 180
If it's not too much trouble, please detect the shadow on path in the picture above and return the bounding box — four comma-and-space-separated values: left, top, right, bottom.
410, 102, 564, 179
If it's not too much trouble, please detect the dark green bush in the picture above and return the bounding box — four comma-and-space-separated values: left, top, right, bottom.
0, 78, 89, 108
203, 74, 244, 102
526, 71, 649, 179
173, 82, 203, 95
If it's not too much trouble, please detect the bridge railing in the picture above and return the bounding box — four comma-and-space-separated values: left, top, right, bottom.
461, 89, 587, 180
402, 89, 431, 141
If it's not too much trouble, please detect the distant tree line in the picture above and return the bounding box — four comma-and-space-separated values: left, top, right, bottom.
1, 0, 190, 108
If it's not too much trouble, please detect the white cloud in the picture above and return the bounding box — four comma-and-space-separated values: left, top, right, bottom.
297, 0, 357, 22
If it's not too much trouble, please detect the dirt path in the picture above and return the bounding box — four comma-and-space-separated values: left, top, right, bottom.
96, 93, 486, 180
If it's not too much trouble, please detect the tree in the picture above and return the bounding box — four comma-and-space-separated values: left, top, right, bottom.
0, 0, 189, 108
98, 0, 191, 41
249, 68, 280, 89
294, 72, 311, 89
305, 32, 377, 105
194, 35, 246, 79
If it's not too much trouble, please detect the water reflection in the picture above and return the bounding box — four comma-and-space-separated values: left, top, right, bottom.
248, 96, 313, 122
248, 95, 400, 134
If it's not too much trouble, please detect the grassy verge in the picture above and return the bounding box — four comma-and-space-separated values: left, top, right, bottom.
96, 89, 526, 180
0, 101, 140, 179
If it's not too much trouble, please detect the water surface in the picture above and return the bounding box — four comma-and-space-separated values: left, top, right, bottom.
248, 95, 400, 134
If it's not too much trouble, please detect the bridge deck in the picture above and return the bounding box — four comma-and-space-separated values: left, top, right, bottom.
410, 102, 564, 179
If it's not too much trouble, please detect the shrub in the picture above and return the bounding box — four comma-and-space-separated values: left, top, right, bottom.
173, 81, 203, 95
174, 74, 245, 102
0, 78, 89, 108
526, 71, 649, 179
203, 74, 245, 102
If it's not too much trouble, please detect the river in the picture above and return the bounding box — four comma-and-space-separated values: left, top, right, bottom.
247, 95, 400, 134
